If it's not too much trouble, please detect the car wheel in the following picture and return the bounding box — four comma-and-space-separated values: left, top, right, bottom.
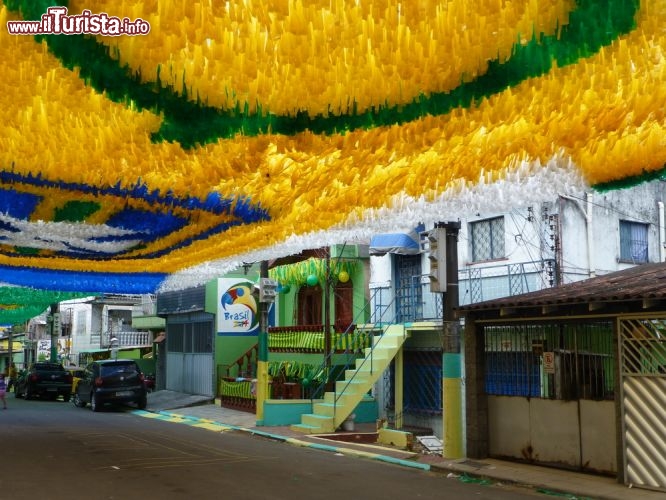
73, 392, 85, 408
137, 395, 147, 410
90, 392, 101, 412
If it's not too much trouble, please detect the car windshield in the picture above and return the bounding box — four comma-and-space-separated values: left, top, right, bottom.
35, 363, 64, 371
100, 363, 138, 377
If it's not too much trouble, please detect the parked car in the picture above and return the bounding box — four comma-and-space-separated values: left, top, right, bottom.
143, 373, 155, 392
73, 359, 147, 412
14, 362, 73, 402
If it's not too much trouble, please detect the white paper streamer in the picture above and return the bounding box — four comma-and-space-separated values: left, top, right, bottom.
159, 153, 588, 291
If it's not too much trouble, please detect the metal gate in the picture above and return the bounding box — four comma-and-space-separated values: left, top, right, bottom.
395, 254, 422, 322
619, 317, 666, 492
165, 316, 215, 397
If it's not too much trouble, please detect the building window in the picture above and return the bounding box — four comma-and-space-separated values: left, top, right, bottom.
620, 220, 648, 263
471, 217, 505, 262
484, 322, 614, 401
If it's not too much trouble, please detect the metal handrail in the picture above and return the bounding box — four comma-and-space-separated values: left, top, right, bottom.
309, 287, 397, 405
332, 316, 406, 419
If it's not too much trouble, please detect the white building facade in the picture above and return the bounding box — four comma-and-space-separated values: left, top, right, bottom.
368, 180, 666, 439
58, 295, 154, 365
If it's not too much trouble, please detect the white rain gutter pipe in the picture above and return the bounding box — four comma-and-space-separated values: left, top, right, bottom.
560, 193, 595, 278
659, 202, 665, 262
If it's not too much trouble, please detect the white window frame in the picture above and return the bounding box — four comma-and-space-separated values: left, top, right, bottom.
470, 216, 505, 262
619, 220, 648, 264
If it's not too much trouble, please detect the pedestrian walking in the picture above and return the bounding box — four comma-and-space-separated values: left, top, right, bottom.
0, 373, 7, 409
6, 362, 17, 393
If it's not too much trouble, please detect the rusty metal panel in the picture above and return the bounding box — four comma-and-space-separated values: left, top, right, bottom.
620, 318, 666, 492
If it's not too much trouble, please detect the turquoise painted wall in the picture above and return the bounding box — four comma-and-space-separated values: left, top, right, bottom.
263, 396, 378, 426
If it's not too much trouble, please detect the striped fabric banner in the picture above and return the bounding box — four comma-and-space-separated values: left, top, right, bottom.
1, 0, 663, 293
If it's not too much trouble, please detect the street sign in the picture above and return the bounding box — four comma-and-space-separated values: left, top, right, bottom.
52, 312, 61, 336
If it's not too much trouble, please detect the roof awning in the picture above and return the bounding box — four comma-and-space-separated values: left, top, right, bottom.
369, 224, 424, 256
0, 340, 23, 351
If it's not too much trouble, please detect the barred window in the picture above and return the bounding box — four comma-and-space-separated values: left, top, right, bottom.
619, 220, 648, 263
167, 323, 184, 352
167, 322, 212, 353
384, 349, 442, 415
471, 217, 505, 262
484, 323, 614, 401
404, 350, 442, 414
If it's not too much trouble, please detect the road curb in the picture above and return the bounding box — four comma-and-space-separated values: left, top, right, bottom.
137, 409, 431, 472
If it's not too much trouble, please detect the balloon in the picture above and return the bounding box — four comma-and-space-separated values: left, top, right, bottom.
338, 271, 350, 283
279, 284, 291, 294
306, 274, 319, 286
301, 378, 310, 387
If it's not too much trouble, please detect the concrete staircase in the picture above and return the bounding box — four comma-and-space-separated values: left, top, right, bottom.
290, 324, 407, 434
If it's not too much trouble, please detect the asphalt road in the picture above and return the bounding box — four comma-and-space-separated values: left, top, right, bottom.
2, 396, 544, 500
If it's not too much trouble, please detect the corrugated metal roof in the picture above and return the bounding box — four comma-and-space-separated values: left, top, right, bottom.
458, 262, 666, 314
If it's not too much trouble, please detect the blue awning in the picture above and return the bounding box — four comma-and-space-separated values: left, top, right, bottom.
369, 224, 424, 256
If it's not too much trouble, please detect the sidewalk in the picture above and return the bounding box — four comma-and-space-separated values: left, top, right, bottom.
143, 391, 662, 500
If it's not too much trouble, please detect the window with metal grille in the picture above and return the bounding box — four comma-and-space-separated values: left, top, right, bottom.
384, 349, 442, 415
167, 323, 184, 352
192, 322, 213, 353
404, 350, 442, 413
619, 220, 648, 263
470, 217, 505, 262
484, 322, 614, 400
166, 322, 212, 353
395, 254, 423, 323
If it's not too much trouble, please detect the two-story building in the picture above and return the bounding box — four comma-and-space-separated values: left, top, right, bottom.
368, 180, 666, 441
54, 294, 157, 372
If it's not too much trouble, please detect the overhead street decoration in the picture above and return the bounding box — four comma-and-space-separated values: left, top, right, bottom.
0, 0, 663, 296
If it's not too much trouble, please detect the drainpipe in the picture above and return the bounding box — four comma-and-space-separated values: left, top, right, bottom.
560, 193, 595, 278
657, 201, 666, 262
586, 193, 595, 278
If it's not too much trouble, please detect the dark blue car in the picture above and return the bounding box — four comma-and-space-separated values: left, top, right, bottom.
73, 359, 147, 412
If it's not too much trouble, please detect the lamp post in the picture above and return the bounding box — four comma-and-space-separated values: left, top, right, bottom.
324, 252, 331, 373
7, 326, 12, 373
48, 303, 59, 363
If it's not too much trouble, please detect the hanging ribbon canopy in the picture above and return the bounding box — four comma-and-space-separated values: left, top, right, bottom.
0, 0, 664, 294
269, 258, 358, 288
0, 287, 90, 325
